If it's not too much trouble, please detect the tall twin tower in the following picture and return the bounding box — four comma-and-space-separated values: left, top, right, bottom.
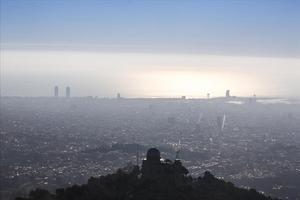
54, 86, 70, 98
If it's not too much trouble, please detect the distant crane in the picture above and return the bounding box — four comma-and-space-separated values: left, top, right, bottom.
136, 143, 139, 166
134, 136, 140, 167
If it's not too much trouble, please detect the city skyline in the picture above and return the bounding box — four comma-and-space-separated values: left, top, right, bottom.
2, 51, 299, 98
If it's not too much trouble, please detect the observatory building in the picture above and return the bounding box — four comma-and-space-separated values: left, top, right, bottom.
141, 148, 188, 178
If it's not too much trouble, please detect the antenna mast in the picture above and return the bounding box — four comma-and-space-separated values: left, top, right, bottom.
175, 132, 182, 160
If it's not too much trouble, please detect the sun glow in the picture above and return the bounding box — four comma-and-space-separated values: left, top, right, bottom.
132, 70, 258, 98
2, 50, 300, 97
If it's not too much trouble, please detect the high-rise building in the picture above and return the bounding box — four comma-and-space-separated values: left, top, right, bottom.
207, 93, 210, 99
54, 86, 59, 97
117, 93, 121, 99
66, 86, 70, 98
226, 90, 230, 98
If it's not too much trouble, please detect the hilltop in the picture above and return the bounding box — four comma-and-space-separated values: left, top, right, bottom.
16, 148, 277, 200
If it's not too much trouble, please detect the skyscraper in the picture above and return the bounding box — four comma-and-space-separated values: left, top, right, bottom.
66, 86, 70, 98
117, 93, 121, 99
226, 90, 230, 98
54, 86, 59, 97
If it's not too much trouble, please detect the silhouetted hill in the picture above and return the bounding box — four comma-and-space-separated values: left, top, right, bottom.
16, 148, 278, 200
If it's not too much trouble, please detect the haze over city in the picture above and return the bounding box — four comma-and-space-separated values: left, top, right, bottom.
1, 1, 300, 200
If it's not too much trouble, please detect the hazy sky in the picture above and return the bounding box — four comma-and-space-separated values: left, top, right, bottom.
1, 0, 300, 97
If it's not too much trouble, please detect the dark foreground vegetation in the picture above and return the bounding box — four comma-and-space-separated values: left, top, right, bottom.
16, 148, 278, 200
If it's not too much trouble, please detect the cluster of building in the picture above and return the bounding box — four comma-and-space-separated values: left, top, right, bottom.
54, 86, 71, 98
